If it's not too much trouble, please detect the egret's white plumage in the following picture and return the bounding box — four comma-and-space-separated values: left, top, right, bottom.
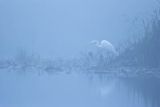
90, 40, 118, 56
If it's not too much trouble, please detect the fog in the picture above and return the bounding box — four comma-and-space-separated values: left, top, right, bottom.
0, 0, 160, 107
0, 0, 158, 58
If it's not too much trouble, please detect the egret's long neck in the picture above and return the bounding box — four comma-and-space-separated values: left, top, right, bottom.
90, 40, 100, 47
95, 41, 99, 46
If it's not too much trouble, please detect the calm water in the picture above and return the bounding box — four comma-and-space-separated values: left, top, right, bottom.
0, 70, 159, 107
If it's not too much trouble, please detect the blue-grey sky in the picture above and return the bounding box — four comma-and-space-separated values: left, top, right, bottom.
0, 0, 158, 58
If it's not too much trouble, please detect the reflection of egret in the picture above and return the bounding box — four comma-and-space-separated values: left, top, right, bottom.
98, 79, 118, 97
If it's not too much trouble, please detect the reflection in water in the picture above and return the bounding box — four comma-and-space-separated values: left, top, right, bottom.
122, 77, 160, 107
0, 70, 159, 107
86, 71, 160, 107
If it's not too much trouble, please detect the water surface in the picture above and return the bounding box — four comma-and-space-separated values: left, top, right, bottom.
0, 70, 159, 107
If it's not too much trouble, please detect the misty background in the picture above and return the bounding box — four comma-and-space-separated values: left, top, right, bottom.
1, 0, 160, 107
0, 0, 158, 59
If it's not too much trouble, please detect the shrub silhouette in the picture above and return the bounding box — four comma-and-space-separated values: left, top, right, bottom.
115, 12, 160, 68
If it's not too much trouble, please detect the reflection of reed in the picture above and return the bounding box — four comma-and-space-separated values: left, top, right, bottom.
122, 77, 160, 107
88, 72, 160, 107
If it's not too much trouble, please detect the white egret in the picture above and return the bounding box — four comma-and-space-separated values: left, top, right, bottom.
90, 40, 118, 56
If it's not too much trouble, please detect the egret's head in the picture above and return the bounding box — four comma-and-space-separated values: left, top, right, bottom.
90, 40, 99, 47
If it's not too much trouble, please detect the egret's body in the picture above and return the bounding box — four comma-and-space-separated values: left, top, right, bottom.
90, 40, 118, 56
85, 40, 118, 67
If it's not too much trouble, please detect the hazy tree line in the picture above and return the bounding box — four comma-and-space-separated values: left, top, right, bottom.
0, 9, 160, 74
114, 10, 160, 68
